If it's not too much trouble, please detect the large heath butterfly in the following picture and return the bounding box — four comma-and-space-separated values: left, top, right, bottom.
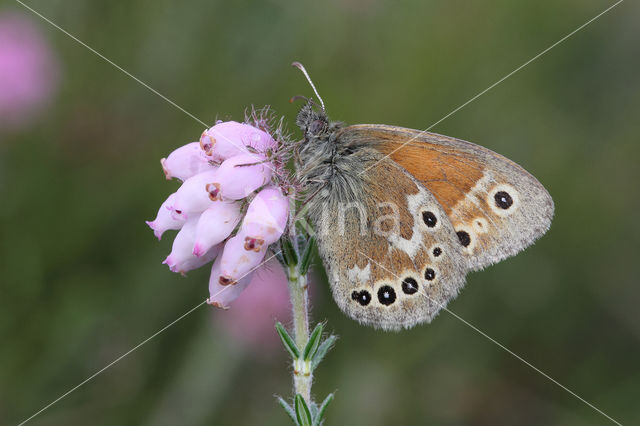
292, 63, 554, 330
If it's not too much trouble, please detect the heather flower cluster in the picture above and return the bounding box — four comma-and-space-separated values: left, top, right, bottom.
146, 118, 290, 308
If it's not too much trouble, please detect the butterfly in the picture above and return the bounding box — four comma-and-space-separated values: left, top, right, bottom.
292, 66, 554, 331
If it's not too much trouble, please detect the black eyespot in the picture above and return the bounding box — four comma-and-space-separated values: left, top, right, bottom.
401, 277, 419, 295
351, 290, 371, 306
494, 191, 513, 209
377, 285, 396, 305
457, 230, 471, 247
422, 211, 437, 228
424, 268, 436, 281
432, 247, 442, 257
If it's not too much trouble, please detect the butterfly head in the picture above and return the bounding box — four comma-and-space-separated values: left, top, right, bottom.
295, 100, 341, 143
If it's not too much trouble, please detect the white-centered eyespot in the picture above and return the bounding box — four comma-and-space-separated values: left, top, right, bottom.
419, 208, 442, 230
488, 184, 519, 216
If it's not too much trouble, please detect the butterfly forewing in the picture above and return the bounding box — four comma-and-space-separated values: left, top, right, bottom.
345, 124, 554, 272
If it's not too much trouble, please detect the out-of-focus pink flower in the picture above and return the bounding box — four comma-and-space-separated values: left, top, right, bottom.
147, 117, 291, 310
200, 121, 276, 160
0, 12, 59, 130
215, 259, 292, 351
210, 153, 273, 200
161, 142, 212, 181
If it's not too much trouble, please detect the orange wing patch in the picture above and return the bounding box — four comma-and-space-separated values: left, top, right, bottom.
370, 131, 485, 215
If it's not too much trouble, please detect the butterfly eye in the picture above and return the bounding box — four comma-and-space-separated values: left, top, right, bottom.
401, 277, 419, 295
424, 268, 436, 281
308, 119, 326, 134
422, 211, 437, 228
494, 191, 514, 209
351, 290, 371, 306
377, 285, 396, 305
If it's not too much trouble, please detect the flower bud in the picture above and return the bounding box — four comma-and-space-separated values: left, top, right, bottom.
161, 142, 212, 181
193, 201, 241, 257
163, 217, 221, 274
240, 187, 289, 246
145, 192, 185, 240
172, 169, 218, 219
207, 256, 254, 309
211, 153, 272, 200
217, 234, 267, 285
200, 121, 276, 160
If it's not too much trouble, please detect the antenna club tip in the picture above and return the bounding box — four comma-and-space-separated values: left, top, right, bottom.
291, 61, 303, 69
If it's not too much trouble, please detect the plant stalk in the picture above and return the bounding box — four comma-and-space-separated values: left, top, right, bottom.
287, 264, 312, 403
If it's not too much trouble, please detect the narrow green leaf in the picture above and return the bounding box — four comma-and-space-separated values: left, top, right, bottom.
313, 393, 334, 426
311, 335, 337, 370
275, 322, 300, 359
299, 236, 316, 275
295, 394, 313, 426
303, 323, 324, 360
309, 402, 319, 422
277, 396, 298, 425
281, 238, 298, 267
274, 249, 287, 268
296, 232, 308, 250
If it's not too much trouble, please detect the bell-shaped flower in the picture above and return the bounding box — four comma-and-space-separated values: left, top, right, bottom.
147, 114, 288, 309
200, 121, 276, 160
207, 256, 254, 309
216, 234, 267, 286
145, 192, 185, 240
208, 153, 272, 201
161, 142, 213, 181
163, 217, 221, 274
171, 169, 218, 219
239, 187, 289, 250
193, 201, 241, 257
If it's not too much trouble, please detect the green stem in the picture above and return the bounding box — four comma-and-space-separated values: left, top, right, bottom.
287, 263, 312, 403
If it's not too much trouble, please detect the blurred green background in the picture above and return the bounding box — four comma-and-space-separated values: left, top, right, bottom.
1, 0, 639, 425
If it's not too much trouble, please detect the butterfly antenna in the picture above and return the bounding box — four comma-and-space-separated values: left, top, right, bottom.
292, 62, 325, 112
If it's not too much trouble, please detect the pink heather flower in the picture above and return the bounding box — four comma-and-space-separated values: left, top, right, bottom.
171, 169, 219, 219
0, 12, 59, 130
200, 121, 276, 160
216, 234, 267, 286
145, 192, 185, 240
207, 255, 254, 309
193, 201, 241, 257
240, 187, 289, 249
210, 153, 273, 200
147, 116, 291, 309
163, 217, 222, 274
161, 142, 212, 181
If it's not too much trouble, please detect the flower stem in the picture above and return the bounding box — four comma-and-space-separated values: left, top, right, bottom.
287, 265, 312, 402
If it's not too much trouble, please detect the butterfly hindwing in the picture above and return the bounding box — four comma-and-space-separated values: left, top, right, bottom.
309, 148, 466, 330
344, 124, 554, 272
